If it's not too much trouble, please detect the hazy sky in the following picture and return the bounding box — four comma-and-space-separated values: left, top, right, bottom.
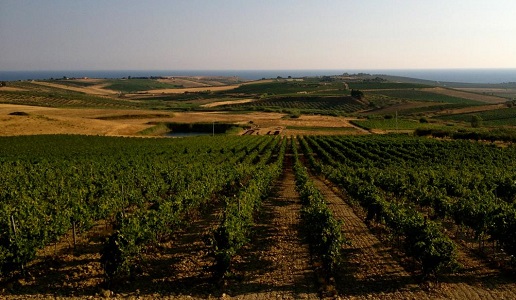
1, 0, 515, 70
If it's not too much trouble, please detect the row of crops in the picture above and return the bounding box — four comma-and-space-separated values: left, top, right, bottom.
366, 89, 483, 105
0, 90, 141, 109
299, 135, 516, 276
2, 133, 516, 287
226, 96, 366, 113
0, 135, 285, 281
437, 106, 516, 126
291, 139, 346, 278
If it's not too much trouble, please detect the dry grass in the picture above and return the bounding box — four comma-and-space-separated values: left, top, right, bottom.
201, 99, 256, 108
0, 104, 154, 136
30, 81, 117, 96
0, 104, 367, 137
0, 87, 28, 92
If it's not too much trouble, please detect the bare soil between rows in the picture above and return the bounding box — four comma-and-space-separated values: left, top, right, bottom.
1, 154, 320, 299
222, 153, 319, 299
312, 176, 516, 299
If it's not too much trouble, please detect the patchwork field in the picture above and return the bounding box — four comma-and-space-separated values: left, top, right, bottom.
1, 74, 516, 299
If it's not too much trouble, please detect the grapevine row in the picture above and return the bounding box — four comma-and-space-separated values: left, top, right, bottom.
291, 138, 346, 276
301, 136, 460, 277
210, 137, 286, 277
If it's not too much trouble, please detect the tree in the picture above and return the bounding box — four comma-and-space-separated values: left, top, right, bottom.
471, 115, 483, 128
351, 89, 364, 100
0, 81, 6, 87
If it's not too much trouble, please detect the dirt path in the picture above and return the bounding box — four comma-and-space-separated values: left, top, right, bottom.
345, 119, 371, 134
312, 177, 516, 299
225, 153, 318, 299
311, 177, 433, 299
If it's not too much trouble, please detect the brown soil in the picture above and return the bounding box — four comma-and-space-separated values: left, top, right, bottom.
0, 153, 319, 299
0, 220, 113, 299
111, 203, 224, 299
0, 204, 224, 299
311, 177, 434, 299
224, 153, 318, 299
311, 177, 516, 299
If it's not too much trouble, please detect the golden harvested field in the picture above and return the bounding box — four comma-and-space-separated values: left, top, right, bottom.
0, 104, 364, 137
201, 99, 256, 108
30, 81, 118, 96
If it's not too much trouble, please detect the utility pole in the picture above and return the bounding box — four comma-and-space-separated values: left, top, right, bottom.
396, 111, 398, 133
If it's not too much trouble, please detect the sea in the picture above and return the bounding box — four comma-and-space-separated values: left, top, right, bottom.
1, 69, 516, 84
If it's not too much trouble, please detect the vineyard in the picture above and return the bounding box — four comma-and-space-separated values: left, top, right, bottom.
437, 106, 516, 126
0, 89, 142, 109
225, 96, 366, 114
1, 134, 516, 299
366, 89, 484, 105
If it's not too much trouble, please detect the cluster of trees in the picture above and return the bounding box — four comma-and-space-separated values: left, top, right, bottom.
350, 89, 364, 99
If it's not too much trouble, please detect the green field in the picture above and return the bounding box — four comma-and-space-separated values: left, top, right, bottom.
347, 82, 431, 90
0, 89, 144, 109
44, 80, 100, 88
367, 89, 484, 105
437, 107, 516, 126
231, 80, 348, 96
104, 79, 183, 93
227, 96, 365, 114
395, 103, 473, 116
351, 118, 455, 131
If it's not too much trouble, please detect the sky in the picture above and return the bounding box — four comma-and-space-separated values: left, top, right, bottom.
1, 0, 515, 71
